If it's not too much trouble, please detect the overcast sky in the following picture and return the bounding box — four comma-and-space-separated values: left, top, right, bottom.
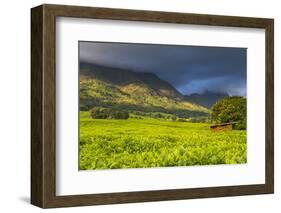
79, 41, 246, 96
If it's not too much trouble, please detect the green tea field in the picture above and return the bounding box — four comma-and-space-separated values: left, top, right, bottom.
79, 112, 247, 170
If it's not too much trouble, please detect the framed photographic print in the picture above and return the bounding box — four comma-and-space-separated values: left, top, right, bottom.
31, 4, 274, 208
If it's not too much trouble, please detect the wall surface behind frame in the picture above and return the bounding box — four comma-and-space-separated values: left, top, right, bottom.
0, 0, 279, 212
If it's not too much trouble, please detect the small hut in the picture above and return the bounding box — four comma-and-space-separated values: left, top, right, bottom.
210, 122, 237, 131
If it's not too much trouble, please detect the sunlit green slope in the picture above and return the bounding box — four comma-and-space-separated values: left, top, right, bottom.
80, 63, 210, 117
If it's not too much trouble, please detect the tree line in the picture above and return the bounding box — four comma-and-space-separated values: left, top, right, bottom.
88, 96, 247, 130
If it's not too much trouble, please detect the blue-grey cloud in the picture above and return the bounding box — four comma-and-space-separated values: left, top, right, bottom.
79, 41, 246, 96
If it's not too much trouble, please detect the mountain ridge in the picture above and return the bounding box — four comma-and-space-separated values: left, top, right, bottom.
184, 90, 229, 108
80, 62, 183, 100
79, 63, 210, 118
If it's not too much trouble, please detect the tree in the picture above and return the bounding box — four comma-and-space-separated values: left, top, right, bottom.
110, 110, 129, 119
90, 107, 110, 119
90, 107, 129, 120
177, 118, 187, 122
211, 96, 246, 130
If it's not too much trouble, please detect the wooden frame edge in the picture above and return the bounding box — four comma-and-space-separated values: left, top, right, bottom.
31, 5, 44, 207
265, 19, 274, 194
31, 4, 274, 208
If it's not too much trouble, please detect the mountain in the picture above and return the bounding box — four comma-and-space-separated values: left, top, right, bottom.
80, 63, 182, 100
184, 91, 229, 108
79, 63, 209, 118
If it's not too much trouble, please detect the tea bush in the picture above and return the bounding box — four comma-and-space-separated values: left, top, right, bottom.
79, 112, 246, 170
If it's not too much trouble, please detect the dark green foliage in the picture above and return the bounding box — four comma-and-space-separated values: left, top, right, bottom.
177, 118, 187, 122
211, 96, 246, 130
112, 110, 129, 119
171, 116, 177, 122
90, 107, 109, 119
154, 113, 164, 119
189, 116, 211, 123
90, 107, 129, 120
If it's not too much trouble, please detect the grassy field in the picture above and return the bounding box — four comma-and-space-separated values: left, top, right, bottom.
79, 112, 247, 170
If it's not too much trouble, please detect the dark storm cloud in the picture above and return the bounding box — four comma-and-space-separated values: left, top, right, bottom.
79, 41, 246, 96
